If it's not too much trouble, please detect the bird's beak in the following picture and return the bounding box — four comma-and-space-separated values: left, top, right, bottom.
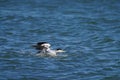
61, 50, 66, 52
57, 50, 66, 53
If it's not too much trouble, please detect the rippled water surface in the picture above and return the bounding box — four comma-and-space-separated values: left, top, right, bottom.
0, 0, 120, 80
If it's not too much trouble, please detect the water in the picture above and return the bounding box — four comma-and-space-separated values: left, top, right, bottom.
0, 0, 120, 80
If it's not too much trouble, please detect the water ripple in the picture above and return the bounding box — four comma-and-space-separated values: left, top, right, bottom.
0, 0, 120, 80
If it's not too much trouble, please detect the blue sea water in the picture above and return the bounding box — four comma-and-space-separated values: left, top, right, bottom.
0, 0, 120, 80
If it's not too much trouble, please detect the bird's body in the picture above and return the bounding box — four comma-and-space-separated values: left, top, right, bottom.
37, 49, 57, 56
33, 42, 65, 57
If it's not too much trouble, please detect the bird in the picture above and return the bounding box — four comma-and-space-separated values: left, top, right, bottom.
33, 42, 65, 57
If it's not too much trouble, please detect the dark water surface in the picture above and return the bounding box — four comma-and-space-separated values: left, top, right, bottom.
0, 0, 120, 80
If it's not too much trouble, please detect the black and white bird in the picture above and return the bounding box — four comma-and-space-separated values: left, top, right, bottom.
33, 42, 65, 56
